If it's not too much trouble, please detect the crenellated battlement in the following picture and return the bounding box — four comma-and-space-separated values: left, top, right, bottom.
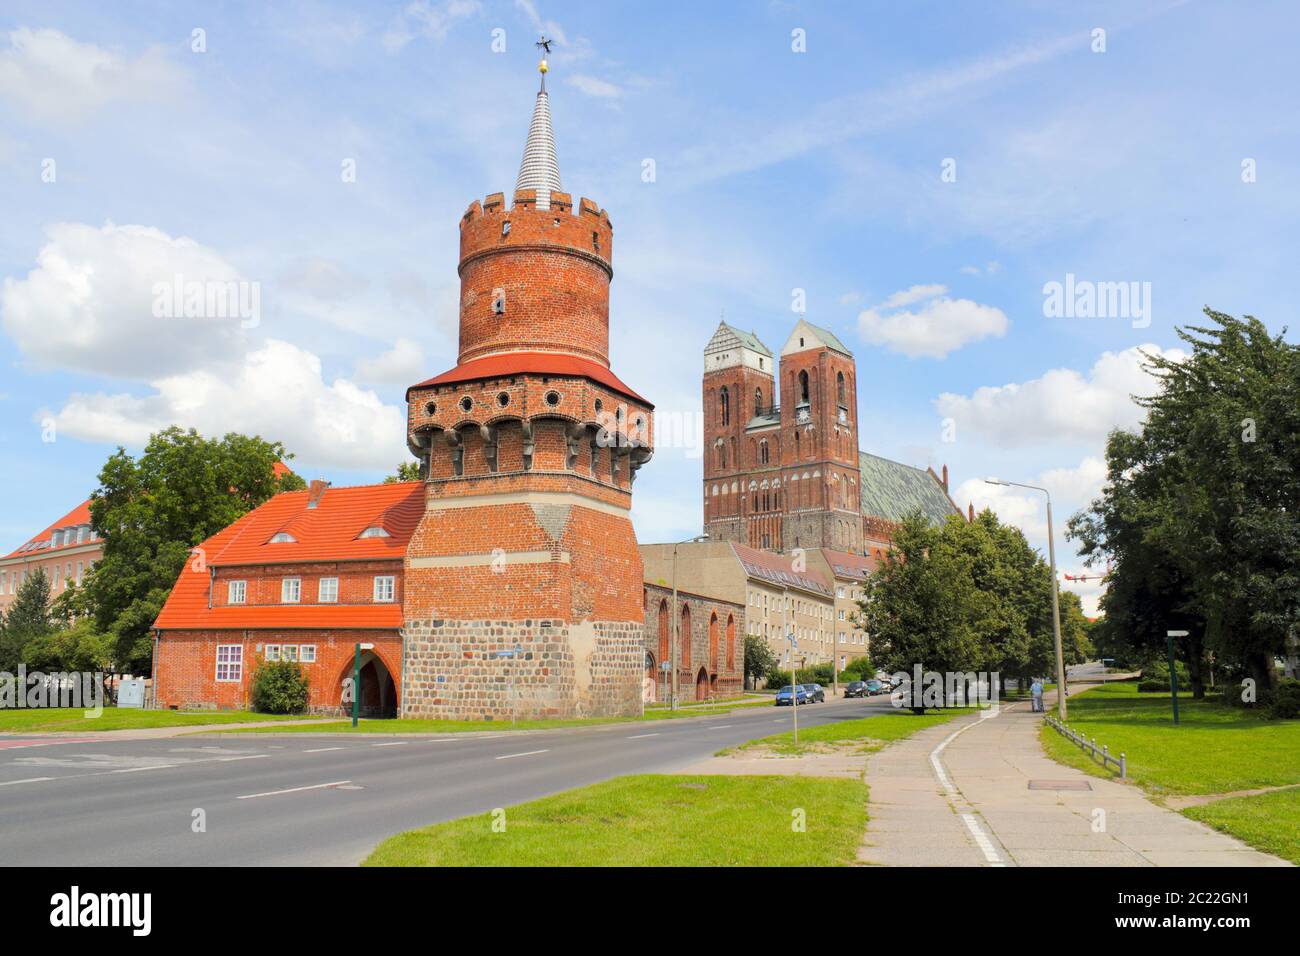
459, 189, 613, 277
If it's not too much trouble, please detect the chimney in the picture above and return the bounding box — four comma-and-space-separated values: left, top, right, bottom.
941, 464, 949, 491
307, 479, 330, 509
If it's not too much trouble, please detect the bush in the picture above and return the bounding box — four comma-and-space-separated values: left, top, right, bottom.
765, 664, 834, 690
251, 658, 310, 714
1269, 679, 1300, 720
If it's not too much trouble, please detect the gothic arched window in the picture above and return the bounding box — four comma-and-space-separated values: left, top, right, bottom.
719, 386, 730, 426
837, 371, 846, 404
798, 370, 810, 404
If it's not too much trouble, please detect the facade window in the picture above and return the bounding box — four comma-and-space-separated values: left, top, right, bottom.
798, 370, 810, 404
719, 386, 730, 426
77, 526, 87, 544
300, 645, 317, 663
282, 644, 299, 662
76, 561, 84, 584
281, 577, 301, 603
358, 527, 390, 539
265, 644, 281, 662
374, 575, 396, 602
228, 580, 247, 604
319, 577, 339, 603
216, 645, 243, 682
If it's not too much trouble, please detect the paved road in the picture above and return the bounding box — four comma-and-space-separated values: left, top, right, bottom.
0, 696, 890, 866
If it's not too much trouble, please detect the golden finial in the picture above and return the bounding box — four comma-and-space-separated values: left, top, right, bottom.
536, 35, 553, 89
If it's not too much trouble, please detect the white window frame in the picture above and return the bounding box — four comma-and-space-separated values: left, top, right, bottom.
265, 644, 281, 662
282, 644, 299, 662
318, 576, 339, 603
299, 645, 317, 663
228, 580, 247, 604
216, 644, 243, 682
281, 577, 301, 603
373, 575, 396, 603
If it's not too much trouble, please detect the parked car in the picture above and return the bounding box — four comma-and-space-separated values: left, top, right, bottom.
775, 685, 810, 706
844, 680, 869, 698
802, 683, 826, 703
865, 679, 884, 696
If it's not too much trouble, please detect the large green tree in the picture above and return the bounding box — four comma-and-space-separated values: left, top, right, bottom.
85, 427, 305, 673
1071, 309, 1300, 692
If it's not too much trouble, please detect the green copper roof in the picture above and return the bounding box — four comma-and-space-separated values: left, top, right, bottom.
722, 322, 772, 357
858, 452, 960, 525
802, 320, 852, 357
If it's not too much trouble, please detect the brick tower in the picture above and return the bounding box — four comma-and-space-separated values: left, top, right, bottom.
702, 318, 862, 553
401, 55, 654, 720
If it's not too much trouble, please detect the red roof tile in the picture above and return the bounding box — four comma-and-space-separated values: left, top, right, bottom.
819, 548, 879, 579
153, 482, 423, 631
730, 543, 832, 596
2, 498, 99, 561
408, 352, 651, 406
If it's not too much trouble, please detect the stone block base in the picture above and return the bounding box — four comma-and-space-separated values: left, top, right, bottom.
401, 618, 644, 721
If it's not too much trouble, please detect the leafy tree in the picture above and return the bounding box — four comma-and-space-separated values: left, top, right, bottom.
86, 427, 305, 673
1, 568, 54, 670
22, 618, 116, 673
743, 634, 776, 690
1071, 310, 1300, 692
384, 461, 422, 483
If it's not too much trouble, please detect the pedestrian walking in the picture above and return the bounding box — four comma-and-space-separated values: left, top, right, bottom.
1030, 678, 1044, 713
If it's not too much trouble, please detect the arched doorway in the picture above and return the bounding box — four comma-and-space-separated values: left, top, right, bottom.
695, 667, 709, 701
643, 651, 657, 703
338, 649, 397, 718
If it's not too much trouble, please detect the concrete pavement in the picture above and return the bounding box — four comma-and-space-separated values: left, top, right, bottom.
859, 698, 1291, 867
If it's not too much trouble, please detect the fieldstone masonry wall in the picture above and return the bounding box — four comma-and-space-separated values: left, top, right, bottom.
402, 618, 643, 720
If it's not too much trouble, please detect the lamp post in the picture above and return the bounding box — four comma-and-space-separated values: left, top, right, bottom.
986, 478, 1066, 721
1167, 630, 1187, 725
352, 642, 375, 728
670, 532, 709, 711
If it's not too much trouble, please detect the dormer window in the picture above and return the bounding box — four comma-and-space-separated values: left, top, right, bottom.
358, 527, 390, 539
269, 532, 297, 544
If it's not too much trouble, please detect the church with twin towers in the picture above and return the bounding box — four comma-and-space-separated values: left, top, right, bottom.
701, 319, 966, 563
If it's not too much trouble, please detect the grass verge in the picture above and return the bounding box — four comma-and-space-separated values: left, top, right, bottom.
722, 706, 973, 756
0, 707, 322, 733
1182, 789, 1300, 865
363, 773, 867, 866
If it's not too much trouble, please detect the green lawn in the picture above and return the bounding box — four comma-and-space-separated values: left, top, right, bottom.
0, 707, 322, 733
1039, 681, 1300, 796
723, 706, 973, 756
222, 700, 775, 734
363, 774, 867, 866
1182, 789, 1300, 865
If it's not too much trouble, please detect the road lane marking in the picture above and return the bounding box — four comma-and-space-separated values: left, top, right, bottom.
710, 724, 733, 729
0, 776, 54, 787
372, 742, 407, 747
218, 754, 269, 762
626, 733, 659, 739
495, 749, 549, 760
112, 764, 178, 773
304, 747, 343, 753
929, 713, 1005, 866
237, 780, 351, 800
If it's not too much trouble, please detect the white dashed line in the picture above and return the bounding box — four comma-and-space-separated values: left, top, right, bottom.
237, 780, 351, 800
0, 776, 54, 787
303, 747, 343, 753
494, 749, 549, 760
626, 733, 660, 739
219, 754, 269, 762
710, 724, 733, 729
372, 742, 407, 747
112, 764, 178, 773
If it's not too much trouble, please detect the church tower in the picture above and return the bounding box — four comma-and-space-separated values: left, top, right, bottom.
401, 49, 654, 720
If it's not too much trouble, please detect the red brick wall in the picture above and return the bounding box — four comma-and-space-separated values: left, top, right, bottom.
641, 584, 744, 701
155, 628, 401, 714
211, 560, 403, 608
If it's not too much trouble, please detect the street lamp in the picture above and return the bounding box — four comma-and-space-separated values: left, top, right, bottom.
1166, 630, 1187, 725
670, 532, 709, 711
986, 478, 1066, 721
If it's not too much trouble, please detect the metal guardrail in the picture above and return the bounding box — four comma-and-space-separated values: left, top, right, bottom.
1045, 715, 1127, 779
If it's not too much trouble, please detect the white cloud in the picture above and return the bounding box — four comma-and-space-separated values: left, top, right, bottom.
279, 257, 369, 302
934, 344, 1186, 448
0, 28, 182, 122
857, 284, 1007, 359
45, 339, 405, 470
353, 337, 426, 386
383, 0, 481, 52
1, 222, 244, 380
566, 74, 622, 99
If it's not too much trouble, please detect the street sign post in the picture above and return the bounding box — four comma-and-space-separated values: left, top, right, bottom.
1166, 631, 1187, 725
352, 642, 375, 728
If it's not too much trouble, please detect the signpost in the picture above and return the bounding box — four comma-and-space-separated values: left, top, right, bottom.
786, 631, 800, 746
494, 644, 524, 726
1166, 631, 1187, 725
352, 642, 375, 728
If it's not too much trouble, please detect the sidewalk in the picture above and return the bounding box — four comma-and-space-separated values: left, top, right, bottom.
858, 698, 1290, 867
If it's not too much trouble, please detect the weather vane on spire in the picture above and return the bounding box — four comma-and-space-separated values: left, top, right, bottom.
536, 35, 553, 90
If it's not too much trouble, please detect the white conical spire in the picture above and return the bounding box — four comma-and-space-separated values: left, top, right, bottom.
515, 51, 561, 209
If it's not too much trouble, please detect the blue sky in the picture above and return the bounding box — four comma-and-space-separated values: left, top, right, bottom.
1, 0, 1297, 614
